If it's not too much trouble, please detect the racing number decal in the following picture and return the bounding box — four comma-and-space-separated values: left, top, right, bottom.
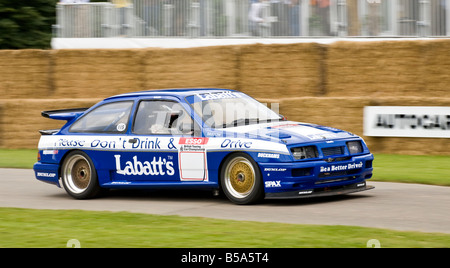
178, 138, 209, 181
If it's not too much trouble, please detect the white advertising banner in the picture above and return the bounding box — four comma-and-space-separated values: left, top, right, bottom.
364, 106, 450, 138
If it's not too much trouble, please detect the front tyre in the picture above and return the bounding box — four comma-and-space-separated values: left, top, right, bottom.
221, 153, 264, 205
61, 151, 102, 199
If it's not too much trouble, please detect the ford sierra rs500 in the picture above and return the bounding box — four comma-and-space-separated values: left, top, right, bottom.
34, 88, 374, 204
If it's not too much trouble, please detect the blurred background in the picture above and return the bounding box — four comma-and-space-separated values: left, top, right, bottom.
1, 0, 450, 49
52, 0, 449, 39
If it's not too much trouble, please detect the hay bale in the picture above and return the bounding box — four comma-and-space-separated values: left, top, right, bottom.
280, 97, 369, 135
239, 43, 323, 99
52, 49, 145, 99
422, 39, 450, 97
0, 99, 100, 149
142, 46, 238, 90
0, 50, 51, 99
326, 40, 424, 97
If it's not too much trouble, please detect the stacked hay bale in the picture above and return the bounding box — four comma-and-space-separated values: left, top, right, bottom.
326, 40, 424, 97
0, 99, 100, 148
142, 45, 239, 91
422, 39, 450, 96
239, 43, 323, 99
0, 50, 51, 99
280, 97, 370, 134
51, 49, 145, 99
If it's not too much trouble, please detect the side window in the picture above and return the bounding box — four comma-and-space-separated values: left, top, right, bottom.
70, 101, 133, 133
133, 100, 197, 136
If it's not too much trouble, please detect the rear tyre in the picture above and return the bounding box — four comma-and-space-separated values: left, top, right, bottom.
220, 153, 264, 205
61, 151, 102, 199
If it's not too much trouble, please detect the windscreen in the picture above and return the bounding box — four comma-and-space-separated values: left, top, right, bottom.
185, 91, 281, 129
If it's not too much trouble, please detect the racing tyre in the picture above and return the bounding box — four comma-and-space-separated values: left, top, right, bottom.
221, 153, 264, 205
61, 151, 102, 199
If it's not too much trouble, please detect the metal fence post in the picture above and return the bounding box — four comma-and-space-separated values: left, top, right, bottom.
102, 3, 112, 37
260, 2, 271, 37
301, 0, 309, 36
53, 4, 63, 38
447, 0, 450, 36
331, 0, 348, 36
418, 0, 430, 36
124, 4, 133, 37
189, 1, 201, 37
163, 4, 174, 36
391, 0, 398, 35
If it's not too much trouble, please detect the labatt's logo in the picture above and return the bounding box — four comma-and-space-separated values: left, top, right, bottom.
114, 155, 175, 176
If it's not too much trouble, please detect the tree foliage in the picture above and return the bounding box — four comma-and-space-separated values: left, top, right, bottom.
0, 0, 58, 49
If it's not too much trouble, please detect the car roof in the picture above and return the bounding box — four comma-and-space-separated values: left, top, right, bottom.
104, 88, 237, 101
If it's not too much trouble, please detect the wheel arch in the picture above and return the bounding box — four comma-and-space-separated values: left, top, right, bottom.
58, 149, 81, 178
59, 149, 104, 199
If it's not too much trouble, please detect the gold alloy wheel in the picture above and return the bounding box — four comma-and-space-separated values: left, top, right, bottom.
63, 154, 92, 194
224, 157, 256, 199
72, 159, 91, 190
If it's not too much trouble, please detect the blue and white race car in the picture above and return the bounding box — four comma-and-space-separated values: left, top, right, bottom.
34, 88, 374, 204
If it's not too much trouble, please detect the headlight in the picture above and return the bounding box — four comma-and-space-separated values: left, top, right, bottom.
291, 146, 318, 160
347, 141, 363, 154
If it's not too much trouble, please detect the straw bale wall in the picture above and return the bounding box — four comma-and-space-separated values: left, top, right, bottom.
238, 43, 324, 98
143, 46, 238, 91
51, 49, 145, 99
422, 39, 450, 95
0, 40, 449, 154
326, 41, 424, 97
0, 50, 52, 99
0, 99, 100, 148
326, 39, 450, 97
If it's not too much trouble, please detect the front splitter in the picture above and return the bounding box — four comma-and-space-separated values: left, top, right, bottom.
265, 182, 375, 199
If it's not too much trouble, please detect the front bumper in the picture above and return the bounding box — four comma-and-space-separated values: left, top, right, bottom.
265, 181, 374, 199
260, 154, 374, 199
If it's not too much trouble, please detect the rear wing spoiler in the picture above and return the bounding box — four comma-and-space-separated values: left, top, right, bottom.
39, 108, 89, 135
41, 108, 89, 121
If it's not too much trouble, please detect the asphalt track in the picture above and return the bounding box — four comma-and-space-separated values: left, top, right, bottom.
1, 168, 450, 234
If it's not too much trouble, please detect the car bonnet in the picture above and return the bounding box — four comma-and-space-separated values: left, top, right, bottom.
212, 121, 357, 145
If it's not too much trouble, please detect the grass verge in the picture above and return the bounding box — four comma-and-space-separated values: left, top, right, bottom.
0, 149, 37, 169
373, 154, 450, 186
1, 208, 449, 248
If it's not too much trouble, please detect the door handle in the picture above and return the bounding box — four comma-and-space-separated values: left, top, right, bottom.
128, 138, 138, 144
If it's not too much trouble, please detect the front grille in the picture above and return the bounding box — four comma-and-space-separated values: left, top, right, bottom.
322, 146, 345, 157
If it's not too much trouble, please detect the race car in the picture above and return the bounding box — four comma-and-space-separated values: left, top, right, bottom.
34, 88, 374, 204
